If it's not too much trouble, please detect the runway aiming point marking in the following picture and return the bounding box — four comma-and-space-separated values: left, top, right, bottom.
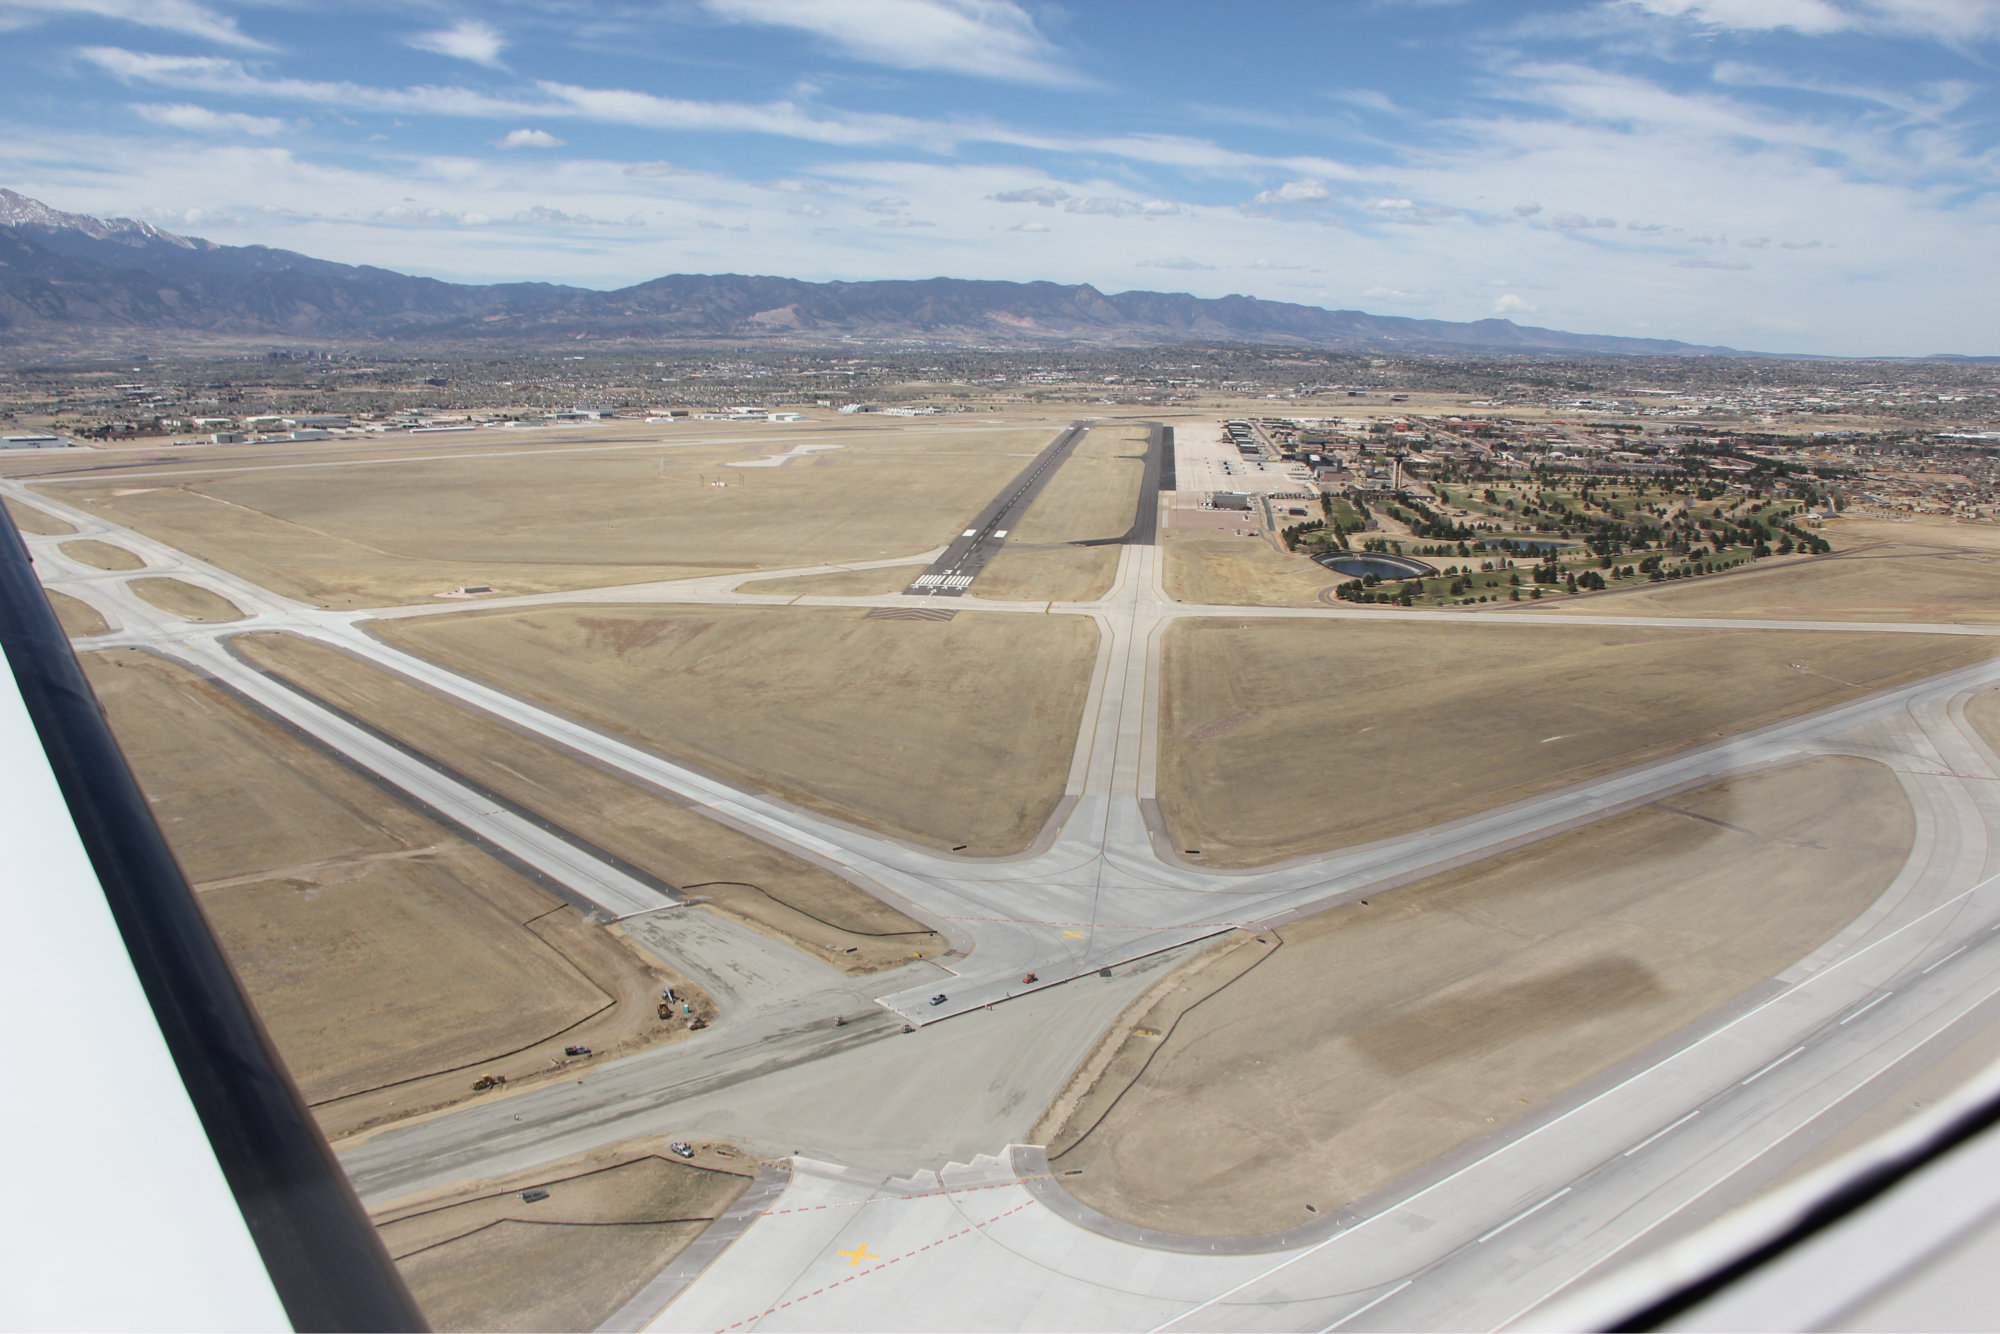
865, 606, 958, 621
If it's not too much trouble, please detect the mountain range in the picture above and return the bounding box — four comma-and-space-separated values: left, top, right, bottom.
0, 189, 1741, 356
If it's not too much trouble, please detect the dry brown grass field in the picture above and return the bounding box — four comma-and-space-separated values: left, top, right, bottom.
374, 604, 1098, 855
57, 538, 143, 570
45, 589, 107, 637
128, 576, 243, 622
1049, 756, 1910, 1236
373, 1135, 752, 1333
80, 648, 700, 1137
3, 494, 73, 535
234, 632, 943, 971
971, 424, 1148, 602
1158, 617, 1994, 867
29, 424, 1050, 608
1552, 519, 2000, 624
1160, 527, 1337, 607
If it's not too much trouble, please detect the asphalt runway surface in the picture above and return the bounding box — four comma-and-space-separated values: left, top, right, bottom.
17, 468, 2000, 1332
904, 421, 1091, 596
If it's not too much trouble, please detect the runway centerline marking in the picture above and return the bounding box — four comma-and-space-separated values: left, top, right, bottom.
1623, 1110, 1701, 1157
1478, 1187, 1570, 1244
1840, 992, 1893, 1024
1741, 1045, 1807, 1086
1319, 1280, 1413, 1332
1923, 945, 1969, 974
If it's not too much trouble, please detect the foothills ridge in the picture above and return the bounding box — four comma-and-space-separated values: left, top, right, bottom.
0, 189, 1736, 355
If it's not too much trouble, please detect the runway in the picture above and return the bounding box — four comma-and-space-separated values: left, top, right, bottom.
903, 421, 1091, 596
15, 467, 2000, 1331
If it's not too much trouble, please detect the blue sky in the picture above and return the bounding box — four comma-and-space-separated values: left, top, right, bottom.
1, 0, 1996, 355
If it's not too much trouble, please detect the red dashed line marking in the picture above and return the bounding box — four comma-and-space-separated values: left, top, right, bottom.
763, 1176, 1051, 1217
718, 1201, 1034, 1331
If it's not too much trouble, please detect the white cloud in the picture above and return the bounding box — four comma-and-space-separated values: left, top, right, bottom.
1675, 256, 1754, 268
989, 186, 1068, 205
1492, 293, 1537, 314
1514, 200, 1542, 216
409, 19, 506, 68
1624, 0, 1852, 32
1062, 195, 1182, 217
877, 216, 934, 227
1252, 179, 1332, 206
132, 102, 283, 135
700, 0, 1083, 85
864, 195, 909, 213
623, 160, 677, 177
494, 128, 564, 149
1138, 256, 1214, 270
0, 0, 264, 48
1006, 221, 1049, 232
1621, 0, 2000, 38
1549, 212, 1619, 229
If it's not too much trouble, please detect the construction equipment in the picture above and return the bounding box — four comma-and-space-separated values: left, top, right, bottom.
563, 1045, 592, 1057
471, 1073, 506, 1091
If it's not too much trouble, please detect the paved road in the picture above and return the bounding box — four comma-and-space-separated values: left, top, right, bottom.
16, 471, 2000, 1331
904, 422, 1090, 597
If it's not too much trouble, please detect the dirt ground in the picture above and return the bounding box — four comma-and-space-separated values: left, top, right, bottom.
45, 589, 108, 636
80, 648, 706, 1138
1160, 526, 1338, 608
1159, 616, 1995, 866
128, 576, 243, 622
1048, 756, 1912, 1236
57, 538, 143, 570
372, 1134, 753, 1333
375, 604, 1098, 856
29, 423, 1050, 608
1550, 518, 2000, 624
4, 494, 73, 535
234, 632, 943, 972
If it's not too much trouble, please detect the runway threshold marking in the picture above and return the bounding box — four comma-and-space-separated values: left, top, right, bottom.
719, 1201, 1033, 1331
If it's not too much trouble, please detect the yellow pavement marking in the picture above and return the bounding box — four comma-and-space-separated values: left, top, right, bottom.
837, 1243, 877, 1267
1063, 929, 1087, 938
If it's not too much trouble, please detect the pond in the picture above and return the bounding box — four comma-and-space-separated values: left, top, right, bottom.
1314, 552, 1437, 580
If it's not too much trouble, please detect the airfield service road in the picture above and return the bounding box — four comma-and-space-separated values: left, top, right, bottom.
20, 432, 2000, 1333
